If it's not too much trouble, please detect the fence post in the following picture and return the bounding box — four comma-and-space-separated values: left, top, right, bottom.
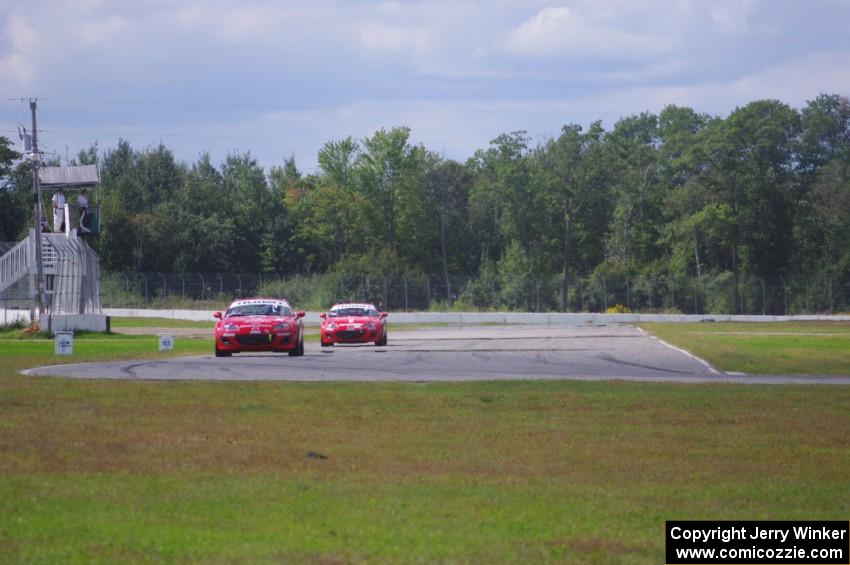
579, 278, 583, 312
828, 278, 833, 314
403, 277, 408, 312
781, 276, 788, 315
158, 272, 167, 299
805, 277, 810, 313
603, 278, 607, 311
559, 276, 564, 312
694, 277, 701, 314
536, 281, 540, 312
670, 276, 675, 311
761, 278, 766, 315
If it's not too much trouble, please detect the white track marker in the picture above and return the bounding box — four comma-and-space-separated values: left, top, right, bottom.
635, 327, 720, 375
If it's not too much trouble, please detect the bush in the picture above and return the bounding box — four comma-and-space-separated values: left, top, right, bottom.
606, 304, 632, 314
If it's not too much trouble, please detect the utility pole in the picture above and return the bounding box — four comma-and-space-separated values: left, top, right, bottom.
30, 99, 45, 316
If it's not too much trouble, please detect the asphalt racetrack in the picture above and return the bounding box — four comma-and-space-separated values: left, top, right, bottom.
24, 325, 850, 384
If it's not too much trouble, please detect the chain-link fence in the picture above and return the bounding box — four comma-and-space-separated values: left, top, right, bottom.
100, 271, 850, 315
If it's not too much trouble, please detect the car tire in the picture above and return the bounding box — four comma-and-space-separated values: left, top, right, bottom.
215, 344, 231, 357
289, 333, 304, 357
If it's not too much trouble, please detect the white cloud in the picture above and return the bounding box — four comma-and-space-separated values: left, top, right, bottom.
356, 21, 432, 53
172, 5, 293, 43
74, 15, 131, 47
707, 0, 758, 35
545, 50, 850, 121
0, 15, 39, 85
505, 5, 675, 57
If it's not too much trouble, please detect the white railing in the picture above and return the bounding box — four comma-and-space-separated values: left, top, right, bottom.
41, 237, 57, 269
0, 235, 32, 295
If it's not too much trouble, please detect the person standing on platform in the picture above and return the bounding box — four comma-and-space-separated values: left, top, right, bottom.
77, 188, 91, 233
51, 188, 66, 233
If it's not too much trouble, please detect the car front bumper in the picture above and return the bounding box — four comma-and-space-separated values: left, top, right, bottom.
216, 331, 296, 352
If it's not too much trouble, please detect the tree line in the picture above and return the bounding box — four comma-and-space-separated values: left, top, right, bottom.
1, 94, 849, 312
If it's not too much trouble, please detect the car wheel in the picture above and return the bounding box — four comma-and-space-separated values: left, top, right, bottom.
215, 344, 231, 357
289, 334, 304, 357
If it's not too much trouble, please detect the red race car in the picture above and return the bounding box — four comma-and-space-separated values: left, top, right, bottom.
213, 298, 305, 357
320, 302, 388, 347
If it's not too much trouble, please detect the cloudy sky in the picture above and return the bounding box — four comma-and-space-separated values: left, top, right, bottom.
2, 0, 849, 173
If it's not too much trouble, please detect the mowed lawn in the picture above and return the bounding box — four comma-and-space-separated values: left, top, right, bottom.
1, 327, 849, 563
640, 321, 850, 375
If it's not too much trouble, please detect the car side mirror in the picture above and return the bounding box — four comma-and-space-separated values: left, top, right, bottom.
213, 311, 222, 319
380, 312, 388, 319
319, 313, 326, 319
296, 311, 306, 318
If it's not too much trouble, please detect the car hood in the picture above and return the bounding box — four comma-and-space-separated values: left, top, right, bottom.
220, 316, 293, 326
323, 316, 379, 324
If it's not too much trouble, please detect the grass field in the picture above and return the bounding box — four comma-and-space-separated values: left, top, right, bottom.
1, 323, 849, 563
110, 316, 216, 329
639, 321, 850, 375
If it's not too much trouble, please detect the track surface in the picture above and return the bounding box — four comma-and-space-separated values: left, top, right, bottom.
24, 326, 850, 384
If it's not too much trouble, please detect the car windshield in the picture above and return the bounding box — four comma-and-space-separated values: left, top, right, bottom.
226, 303, 291, 317
329, 307, 377, 318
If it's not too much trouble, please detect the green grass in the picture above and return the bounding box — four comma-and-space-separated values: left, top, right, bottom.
640, 322, 850, 375
1, 326, 849, 562
0, 332, 212, 361
109, 316, 215, 329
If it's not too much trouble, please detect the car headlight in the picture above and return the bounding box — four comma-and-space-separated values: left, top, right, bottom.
365, 323, 377, 330
327, 323, 338, 330
223, 323, 239, 331
272, 323, 287, 330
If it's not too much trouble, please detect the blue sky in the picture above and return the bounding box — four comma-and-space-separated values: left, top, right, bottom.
2, 0, 849, 174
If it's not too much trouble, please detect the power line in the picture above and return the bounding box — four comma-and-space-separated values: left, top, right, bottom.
4, 96, 627, 116
5, 127, 495, 146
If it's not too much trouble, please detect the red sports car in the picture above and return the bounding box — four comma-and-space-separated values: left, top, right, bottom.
213, 298, 305, 357
320, 302, 388, 346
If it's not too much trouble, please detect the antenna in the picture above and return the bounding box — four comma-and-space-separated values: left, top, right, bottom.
17, 124, 32, 153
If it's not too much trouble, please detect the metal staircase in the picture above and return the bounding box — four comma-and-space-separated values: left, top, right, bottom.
0, 229, 101, 314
